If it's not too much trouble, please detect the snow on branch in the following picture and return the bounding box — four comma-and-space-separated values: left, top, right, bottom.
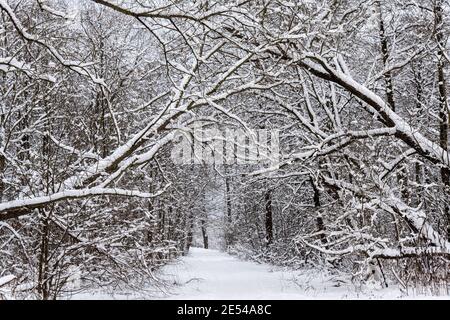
298, 236, 450, 260
0, 185, 171, 221
0, 275, 16, 288
36, 0, 75, 20
90, 0, 243, 22
0, 0, 105, 86
297, 53, 450, 168
0, 56, 57, 82
321, 176, 450, 255
0, 57, 33, 75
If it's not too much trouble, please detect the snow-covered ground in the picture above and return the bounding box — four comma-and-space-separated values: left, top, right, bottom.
157, 248, 405, 300
68, 247, 449, 300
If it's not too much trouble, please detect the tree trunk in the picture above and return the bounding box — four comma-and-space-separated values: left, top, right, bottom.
201, 212, 209, 249
264, 190, 273, 246
224, 173, 233, 247
310, 177, 327, 245
413, 62, 424, 207
378, 2, 411, 202
377, 1, 395, 112
435, 0, 450, 240
0, 154, 4, 202
185, 211, 194, 254
37, 209, 50, 300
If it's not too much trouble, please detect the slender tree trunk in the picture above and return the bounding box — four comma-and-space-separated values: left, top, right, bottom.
0, 44, 4, 202
377, 2, 411, 202
224, 173, 233, 247
146, 200, 154, 245
37, 209, 50, 300
167, 206, 173, 241
185, 211, 194, 254
264, 190, 273, 246
310, 177, 327, 245
435, 0, 450, 240
377, 1, 395, 112
0, 154, 4, 202
201, 211, 209, 249
37, 102, 54, 300
413, 62, 424, 206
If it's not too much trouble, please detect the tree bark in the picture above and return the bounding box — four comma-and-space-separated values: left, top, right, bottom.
377, 1, 395, 112
201, 212, 209, 249
264, 190, 273, 246
224, 172, 233, 247
185, 211, 194, 254
310, 177, 327, 245
37, 209, 50, 300
435, 0, 450, 240
377, 1, 412, 202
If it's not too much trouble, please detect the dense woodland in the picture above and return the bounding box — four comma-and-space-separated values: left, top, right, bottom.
0, 0, 449, 299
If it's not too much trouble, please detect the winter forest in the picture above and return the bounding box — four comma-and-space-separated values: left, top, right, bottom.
0, 0, 449, 300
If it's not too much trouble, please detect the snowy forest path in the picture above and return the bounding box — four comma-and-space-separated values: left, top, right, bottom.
157, 248, 434, 300
160, 247, 320, 299
71, 248, 429, 299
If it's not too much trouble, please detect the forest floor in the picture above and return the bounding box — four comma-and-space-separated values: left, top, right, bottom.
70, 247, 449, 300
158, 247, 401, 300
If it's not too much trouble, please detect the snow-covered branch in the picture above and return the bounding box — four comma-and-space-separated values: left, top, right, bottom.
0, 186, 171, 221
